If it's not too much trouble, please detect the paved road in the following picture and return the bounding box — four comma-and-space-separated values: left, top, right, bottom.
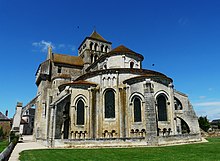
9, 135, 48, 161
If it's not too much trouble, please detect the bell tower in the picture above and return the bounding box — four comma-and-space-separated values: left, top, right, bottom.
78, 31, 112, 70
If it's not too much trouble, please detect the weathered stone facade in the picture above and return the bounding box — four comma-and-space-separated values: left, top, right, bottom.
34, 31, 201, 147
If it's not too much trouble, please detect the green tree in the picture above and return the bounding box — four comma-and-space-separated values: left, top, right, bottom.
198, 116, 210, 132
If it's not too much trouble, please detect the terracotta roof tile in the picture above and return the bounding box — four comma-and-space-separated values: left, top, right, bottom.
89, 31, 107, 42
108, 45, 144, 60
51, 74, 72, 81
53, 54, 84, 66
58, 80, 97, 91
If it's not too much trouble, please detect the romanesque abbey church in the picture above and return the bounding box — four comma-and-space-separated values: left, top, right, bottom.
34, 31, 201, 147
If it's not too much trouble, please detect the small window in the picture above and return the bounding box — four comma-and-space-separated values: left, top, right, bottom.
101, 45, 104, 52
130, 62, 134, 69
94, 55, 98, 61
58, 66, 62, 73
105, 46, 109, 52
91, 54, 94, 63
90, 42, 93, 50
94, 43, 98, 51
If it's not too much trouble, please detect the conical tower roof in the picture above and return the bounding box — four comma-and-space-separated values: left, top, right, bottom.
89, 31, 107, 42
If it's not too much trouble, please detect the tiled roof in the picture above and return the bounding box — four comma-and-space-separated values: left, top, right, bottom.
0, 112, 10, 121
110, 45, 136, 54
78, 31, 112, 50
77, 68, 172, 83
53, 54, 84, 66
89, 31, 107, 42
58, 80, 97, 91
51, 74, 72, 81
108, 45, 144, 60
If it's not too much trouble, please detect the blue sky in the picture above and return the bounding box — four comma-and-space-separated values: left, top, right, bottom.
0, 0, 220, 120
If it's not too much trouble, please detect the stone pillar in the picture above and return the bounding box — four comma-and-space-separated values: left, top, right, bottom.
48, 104, 56, 147
119, 86, 127, 138
144, 79, 158, 145
168, 83, 176, 135
90, 88, 97, 139
11, 102, 23, 134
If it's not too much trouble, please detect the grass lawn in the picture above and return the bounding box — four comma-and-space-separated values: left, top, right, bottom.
0, 140, 9, 152
19, 137, 220, 161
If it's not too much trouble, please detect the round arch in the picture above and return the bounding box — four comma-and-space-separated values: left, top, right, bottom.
72, 94, 88, 106
176, 117, 190, 134
129, 92, 144, 103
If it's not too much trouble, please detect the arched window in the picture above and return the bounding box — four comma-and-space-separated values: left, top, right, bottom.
130, 62, 134, 69
157, 95, 167, 121
90, 54, 94, 63
174, 97, 183, 110
134, 97, 142, 122
101, 45, 104, 52
94, 55, 98, 62
94, 43, 98, 51
105, 46, 109, 52
76, 100, 85, 125
90, 42, 93, 50
105, 90, 115, 118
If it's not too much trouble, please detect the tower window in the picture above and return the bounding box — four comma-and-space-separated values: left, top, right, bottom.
58, 66, 62, 73
101, 45, 104, 52
94, 55, 98, 62
90, 42, 93, 50
105, 46, 109, 52
104, 89, 115, 118
94, 43, 98, 51
91, 54, 94, 63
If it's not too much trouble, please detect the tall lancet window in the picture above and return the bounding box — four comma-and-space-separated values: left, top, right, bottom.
134, 97, 142, 122
76, 100, 85, 125
157, 95, 168, 121
105, 89, 115, 118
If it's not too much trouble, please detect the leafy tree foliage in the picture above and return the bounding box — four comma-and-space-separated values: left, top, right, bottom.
198, 116, 210, 132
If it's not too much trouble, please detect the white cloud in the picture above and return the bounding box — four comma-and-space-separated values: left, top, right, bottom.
193, 102, 220, 107
193, 101, 220, 120
32, 40, 55, 53
199, 96, 206, 99
32, 41, 76, 53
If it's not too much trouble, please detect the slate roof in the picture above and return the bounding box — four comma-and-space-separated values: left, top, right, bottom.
53, 53, 84, 66
0, 112, 10, 121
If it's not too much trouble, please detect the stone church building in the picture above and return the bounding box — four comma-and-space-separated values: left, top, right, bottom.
34, 31, 201, 147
